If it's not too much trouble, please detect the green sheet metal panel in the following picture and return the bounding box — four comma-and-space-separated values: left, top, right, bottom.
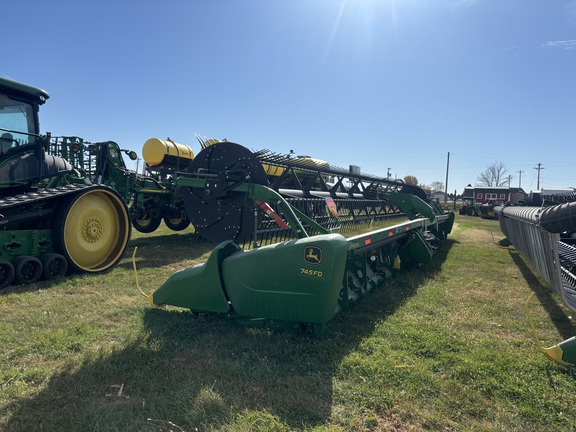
152, 241, 241, 312
398, 230, 433, 265
221, 233, 349, 325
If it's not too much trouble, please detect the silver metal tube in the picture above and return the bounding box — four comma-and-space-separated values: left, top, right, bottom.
494, 203, 576, 312
495, 202, 576, 233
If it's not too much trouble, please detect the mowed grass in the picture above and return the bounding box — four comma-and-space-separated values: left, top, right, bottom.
1, 215, 576, 431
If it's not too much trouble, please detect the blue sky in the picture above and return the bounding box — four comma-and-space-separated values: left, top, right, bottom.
3, 0, 575, 193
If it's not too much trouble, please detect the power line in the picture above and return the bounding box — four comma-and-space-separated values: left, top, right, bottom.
444, 152, 450, 204
517, 170, 524, 188
534, 163, 544, 189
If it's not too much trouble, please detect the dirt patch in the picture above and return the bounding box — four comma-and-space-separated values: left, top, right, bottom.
462, 227, 501, 245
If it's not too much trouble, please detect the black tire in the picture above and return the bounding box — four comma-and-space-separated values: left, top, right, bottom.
13, 255, 43, 284
0, 260, 15, 289
163, 211, 191, 231
132, 214, 162, 233
41, 253, 68, 280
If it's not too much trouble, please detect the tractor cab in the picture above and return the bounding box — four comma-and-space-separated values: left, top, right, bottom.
0, 77, 47, 155
0, 77, 75, 193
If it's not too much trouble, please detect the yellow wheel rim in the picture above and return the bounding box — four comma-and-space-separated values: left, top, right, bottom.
136, 216, 155, 227
166, 213, 185, 225
63, 189, 130, 272
166, 210, 187, 225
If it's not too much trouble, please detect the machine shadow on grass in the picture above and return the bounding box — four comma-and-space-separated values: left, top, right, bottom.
5, 240, 454, 431
0, 276, 70, 296
118, 234, 215, 269
0, 235, 212, 296
508, 250, 576, 341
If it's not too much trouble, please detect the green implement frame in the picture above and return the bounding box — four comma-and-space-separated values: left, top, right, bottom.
149, 173, 454, 335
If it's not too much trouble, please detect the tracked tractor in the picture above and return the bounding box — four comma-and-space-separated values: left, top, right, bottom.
0, 77, 131, 288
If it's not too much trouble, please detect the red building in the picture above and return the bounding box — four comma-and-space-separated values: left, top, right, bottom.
461, 185, 511, 204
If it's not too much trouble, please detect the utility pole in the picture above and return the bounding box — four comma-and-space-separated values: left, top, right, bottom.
517, 170, 524, 188
507, 175, 512, 187
387, 167, 392, 179
534, 163, 544, 190
444, 152, 450, 205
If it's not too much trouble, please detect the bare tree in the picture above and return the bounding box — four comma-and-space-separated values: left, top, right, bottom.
404, 175, 418, 185
430, 181, 444, 192
476, 162, 509, 187
419, 184, 432, 197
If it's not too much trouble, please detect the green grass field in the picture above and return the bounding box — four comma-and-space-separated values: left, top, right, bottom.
1, 215, 575, 431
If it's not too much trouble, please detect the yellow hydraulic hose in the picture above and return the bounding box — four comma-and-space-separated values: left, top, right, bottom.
132, 247, 155, 306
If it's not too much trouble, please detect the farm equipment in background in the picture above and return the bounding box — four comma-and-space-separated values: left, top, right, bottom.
146, 141, 455, 335
0, 77, 131, 288
459, 197, 479, 216
479, 200, 503, 219
525, 188, 576, 207
495, 202, 576, 366
50, 137, 193, 234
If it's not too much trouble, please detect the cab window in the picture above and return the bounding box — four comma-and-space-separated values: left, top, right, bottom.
0, 94, 36, 153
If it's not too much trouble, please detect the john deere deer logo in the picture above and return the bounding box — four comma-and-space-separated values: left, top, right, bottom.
304, 246, 322, 265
